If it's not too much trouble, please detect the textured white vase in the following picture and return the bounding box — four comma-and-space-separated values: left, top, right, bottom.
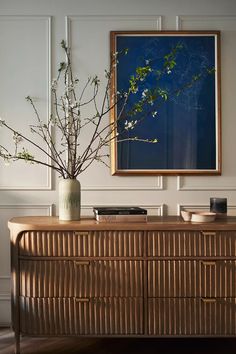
59, 179, 81, 221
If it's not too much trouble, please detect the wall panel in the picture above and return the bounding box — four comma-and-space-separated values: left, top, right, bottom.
66, 15, 164, 191
0, 16, 51, 190
176, 15, 236, 191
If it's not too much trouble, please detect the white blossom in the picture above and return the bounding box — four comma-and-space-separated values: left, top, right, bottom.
67, 84, 74, 92
142, 89, 148, 98
51, 79, 58, 91
4, 158, 10, 166
13, 133, 23, 144
70, 102, 78, 109
0, 117, 5, 127
124, 120, 138, 130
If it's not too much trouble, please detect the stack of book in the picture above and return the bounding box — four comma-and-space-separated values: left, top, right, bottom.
93, 206, 147, 222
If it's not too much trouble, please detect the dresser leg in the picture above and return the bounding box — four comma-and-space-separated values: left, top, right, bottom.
15, 332, 20, 354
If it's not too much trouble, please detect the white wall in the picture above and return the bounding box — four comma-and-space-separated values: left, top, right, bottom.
0, 0, 236, 325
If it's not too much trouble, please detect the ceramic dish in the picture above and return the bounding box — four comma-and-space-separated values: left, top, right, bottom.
180, 210, 192, 221
191, 212, 216, 223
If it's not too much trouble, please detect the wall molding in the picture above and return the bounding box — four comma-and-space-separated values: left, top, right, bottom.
0, 276, 11, 295
0, 15, 52, 191
0, 295, 11, 326
177, 176, 236, 191
0, 203, 53, 215
177, 203, 236, 216
0, 294, 11, 301
177, 203, 210, 215
80, 178, 163, 191
176, 14, 236, 191
176, 15, 236, 30
81, 203, 164, 216
66, 14, 163, 29
65, 14, 164, 191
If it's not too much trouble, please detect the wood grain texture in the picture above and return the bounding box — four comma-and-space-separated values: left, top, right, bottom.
8, 216, 236, 239
19, 230, 143, 257
19, 297, 143, 335
148, 298, 236, 335
148, 260, 236, 298
9, 216, 236, 354
20, 260, 143, 298
147, 230, 236, 257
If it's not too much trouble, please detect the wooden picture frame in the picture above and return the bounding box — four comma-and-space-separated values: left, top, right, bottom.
110, 31, 221, 175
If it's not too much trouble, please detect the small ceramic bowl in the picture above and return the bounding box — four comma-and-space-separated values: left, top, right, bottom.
181, 210, 192, 222
191, 212, 216, 223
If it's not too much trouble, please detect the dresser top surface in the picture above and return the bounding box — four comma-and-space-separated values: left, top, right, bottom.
8, 216, 236, 236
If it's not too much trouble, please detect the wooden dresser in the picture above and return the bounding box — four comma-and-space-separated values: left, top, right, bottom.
9, 216, 236, 354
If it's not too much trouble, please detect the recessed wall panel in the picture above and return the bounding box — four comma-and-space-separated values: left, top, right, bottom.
66, 15, 163, 191
176, 16, 236, 191
0, 16, 51, 190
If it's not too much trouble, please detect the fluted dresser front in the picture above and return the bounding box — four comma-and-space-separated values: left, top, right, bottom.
9, 216, 236, 354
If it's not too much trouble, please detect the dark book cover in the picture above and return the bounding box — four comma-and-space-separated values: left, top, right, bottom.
93, 206, 147, 215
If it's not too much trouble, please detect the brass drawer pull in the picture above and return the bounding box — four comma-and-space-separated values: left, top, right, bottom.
75, 298, 90, 303
201, 261, 216, 266
201, 232, 216, 237
74, 232, 89, 237
201, 298, 217, 303
74, 261, 90, 266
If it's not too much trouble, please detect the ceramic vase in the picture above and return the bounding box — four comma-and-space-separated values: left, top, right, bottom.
59, 179, 81, 221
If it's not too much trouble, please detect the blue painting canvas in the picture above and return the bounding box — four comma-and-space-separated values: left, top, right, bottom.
111, 32, 221, 175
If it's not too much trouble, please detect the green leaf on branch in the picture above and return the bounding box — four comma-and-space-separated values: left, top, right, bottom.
206, 67, 216, 75
135, 65, 152, 80
157, 88, 168, 101
17, 149, 35, 163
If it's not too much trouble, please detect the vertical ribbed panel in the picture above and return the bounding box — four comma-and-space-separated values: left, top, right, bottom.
20, 297, 76, 335
75, 297, 143, 335
76, 260, 143, 297
16, 227, 236, 338
20, 297, 143, 335
20, 260, 143, 298
148, 298, 236, 335
148, 260, 236, 298
20, 260, 75, 297
19, 230, 143, 257
147, 231, 236, 257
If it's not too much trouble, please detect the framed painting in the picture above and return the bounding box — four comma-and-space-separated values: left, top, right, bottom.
110, 31, 221, 175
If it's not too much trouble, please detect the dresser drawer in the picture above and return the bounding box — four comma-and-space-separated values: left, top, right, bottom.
148, 260, 236, 298
75, 260, 143, 297
147, 231, 236, 257
20, 297, 76, 335
75, 297, 143, 335
20, 260, 143, 298
20, 297, 143, 335
20, 260, 75, 297
19, 230, 143, 257
148, 298, 236, 335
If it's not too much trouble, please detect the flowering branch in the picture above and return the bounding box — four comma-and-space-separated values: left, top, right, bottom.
0, 40, 212, 178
